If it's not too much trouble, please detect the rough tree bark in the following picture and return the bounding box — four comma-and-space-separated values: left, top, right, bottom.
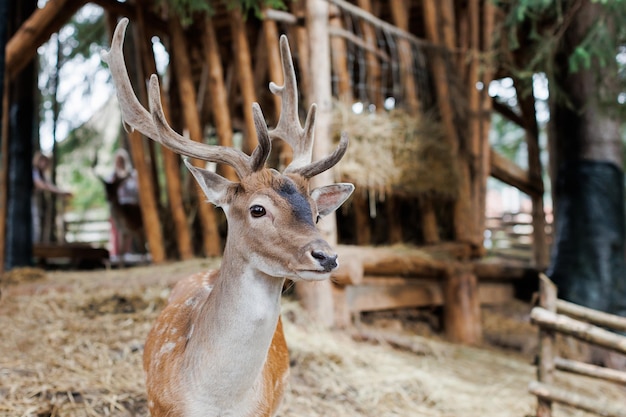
548, 1, 626, 319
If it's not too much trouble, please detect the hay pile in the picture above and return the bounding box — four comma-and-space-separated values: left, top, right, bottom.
1, 261, 624, 417
331, 103, 458, 199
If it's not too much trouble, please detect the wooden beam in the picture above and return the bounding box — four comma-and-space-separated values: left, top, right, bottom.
5, 0, 87, 80
229, 8, 258, 155
531, 307, 626, 355
135, 8, 193, 261
202, 16, 237, 182
490, 148, 542, 196
443, 263, 482, 344
557, 299, 626, 332
356, 0, 383, 110
169, 17, 221, 257
537, 273, 557, 417
554, 357, 626, 385
529, 381, 626, 417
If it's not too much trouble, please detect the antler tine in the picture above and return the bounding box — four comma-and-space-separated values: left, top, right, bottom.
297, 132, 349, 180
102, 17, 255, 179
268, 35, 316, 173
147, 75, 255, 177
100, 17, 160, 140
268, 35, 348, 180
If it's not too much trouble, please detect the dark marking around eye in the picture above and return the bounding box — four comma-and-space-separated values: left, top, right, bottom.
277, 180, 315, 226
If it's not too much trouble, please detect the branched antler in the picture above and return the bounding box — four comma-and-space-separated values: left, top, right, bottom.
102, 18, 345, 181
101, 17, 270, 179
268, 35, 348, 179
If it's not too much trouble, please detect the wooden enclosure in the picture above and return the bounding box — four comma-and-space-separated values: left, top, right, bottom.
530, 274, 626, 417
1, 0, 552, 340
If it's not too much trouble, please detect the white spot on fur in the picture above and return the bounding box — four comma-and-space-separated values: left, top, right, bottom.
159, 341, 176, 356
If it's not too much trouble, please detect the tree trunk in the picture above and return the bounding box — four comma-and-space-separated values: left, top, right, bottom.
548, 1, 625, 318
0, 0, 10, 272
4, 0, 37, 270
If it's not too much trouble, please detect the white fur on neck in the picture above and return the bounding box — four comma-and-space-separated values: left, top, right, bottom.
181, 259, 285, 417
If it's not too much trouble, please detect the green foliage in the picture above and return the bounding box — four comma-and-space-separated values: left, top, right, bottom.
161, 0, 288, 24
499, 1, 625, 81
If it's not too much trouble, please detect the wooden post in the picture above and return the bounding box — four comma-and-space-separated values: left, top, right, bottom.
169, 17, 221, 257
389, 0, 419, 112
537, 273, 557, 417
229, 8, 258, 155
515, 79, 549, 270
443, 262, 482, 344
476, 1, 496, 257
353, 190, 371, 245
0, 77, 8, 272
136, 7, 193, 261
5, 0, 86, 80
120, 22, 166, 264
421, 1, 474, 247
355, 0, 383, 110
202, 16, 237, 182
329, 4, 352, 103
299, 0, 336, 328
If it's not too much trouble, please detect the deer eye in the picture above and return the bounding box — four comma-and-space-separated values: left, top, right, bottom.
250, 205, 266, 218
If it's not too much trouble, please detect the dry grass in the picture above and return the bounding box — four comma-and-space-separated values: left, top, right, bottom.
1, 261, 624, 417
331, 103, 458, 199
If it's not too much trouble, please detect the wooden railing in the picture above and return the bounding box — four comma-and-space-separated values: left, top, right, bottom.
529, 273, 626, 417
485, 211, 552, 264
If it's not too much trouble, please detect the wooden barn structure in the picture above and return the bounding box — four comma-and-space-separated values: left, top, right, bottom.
0, 0, 549, 342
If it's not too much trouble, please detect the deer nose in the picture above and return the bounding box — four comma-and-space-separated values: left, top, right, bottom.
311, 250, 338, 272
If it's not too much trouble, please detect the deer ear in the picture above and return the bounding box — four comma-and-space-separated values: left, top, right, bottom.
310, 183, 354, 218
184, 158, 234, 207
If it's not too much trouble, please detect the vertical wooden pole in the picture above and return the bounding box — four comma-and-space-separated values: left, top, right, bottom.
329, 4, 352, 103
476, 1, 496, 258
301, 0, 336, 328
537, 273, 557, 417
389, 0, 419, 113
230, 8, 259, 155
353, 191, 371, 245
169, 16, 221, 257
0, 77, 8, 272
289, 1, 311, 104
136, 9, 193, 260
516, 81, 548, 270
126, 23, 166, 264
356, 0, 383, 110
443, 262, 482, 344
202, 16, 237, 182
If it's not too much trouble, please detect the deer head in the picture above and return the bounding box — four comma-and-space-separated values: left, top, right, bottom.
101, 18, 353, 280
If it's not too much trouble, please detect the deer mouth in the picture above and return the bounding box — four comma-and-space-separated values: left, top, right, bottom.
294, 269, 332, 281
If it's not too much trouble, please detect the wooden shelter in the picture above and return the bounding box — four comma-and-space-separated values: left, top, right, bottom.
0, 0, 549, 341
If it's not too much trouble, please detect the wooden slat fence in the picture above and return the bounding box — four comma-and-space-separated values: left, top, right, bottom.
530, 273, 626, 417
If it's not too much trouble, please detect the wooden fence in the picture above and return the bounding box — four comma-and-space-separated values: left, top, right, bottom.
529, 273, 626, 417
485, 211, 552, 264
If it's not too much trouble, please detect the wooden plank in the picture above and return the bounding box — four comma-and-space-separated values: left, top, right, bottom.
557, 299, 626, 333
531, 307, 626, 355
345, 276, 514, 313
555, 357, 626, 385
33, 243, 109, 260
346, 278, 443, 313
529, 381, 626, 417
537, 273, 557, 417
443, 264, 482, 344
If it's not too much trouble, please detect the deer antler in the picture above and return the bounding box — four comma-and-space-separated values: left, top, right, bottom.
269, 35, 348, 179
101, 17, 270, 179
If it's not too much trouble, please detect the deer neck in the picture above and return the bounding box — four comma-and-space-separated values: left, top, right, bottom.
182, 242, 285, 406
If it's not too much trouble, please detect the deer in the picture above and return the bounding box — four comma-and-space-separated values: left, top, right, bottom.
101, 18, 354, 417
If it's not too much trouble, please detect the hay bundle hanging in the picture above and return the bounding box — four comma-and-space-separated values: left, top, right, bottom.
332, 102, 459, 199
